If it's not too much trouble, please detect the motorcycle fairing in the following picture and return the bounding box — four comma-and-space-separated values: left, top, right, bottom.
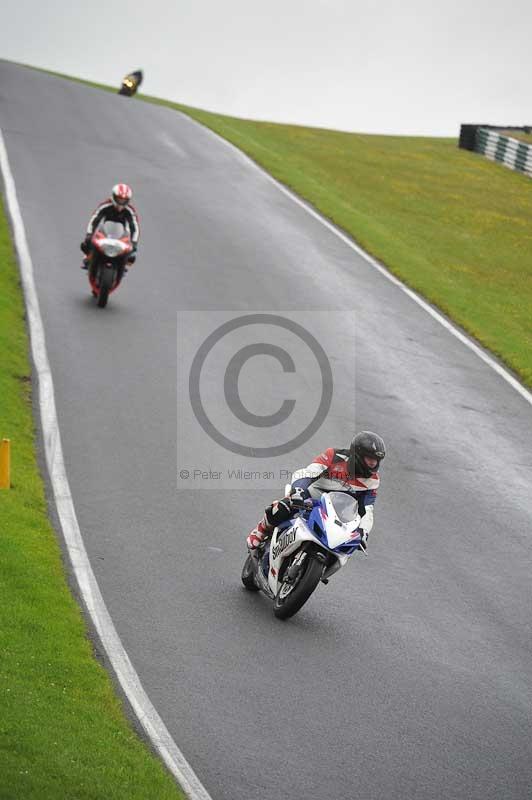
266, 492, 362, 595
311, 493, 362, 551
89, 221, 132, 297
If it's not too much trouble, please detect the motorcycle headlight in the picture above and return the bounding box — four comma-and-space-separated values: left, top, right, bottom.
101, 241, 123, 258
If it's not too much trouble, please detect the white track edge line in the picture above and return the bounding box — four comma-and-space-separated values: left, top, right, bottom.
0, 129, 213, 800
175, 110, 532, 409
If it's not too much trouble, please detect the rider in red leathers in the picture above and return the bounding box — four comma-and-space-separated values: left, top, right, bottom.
81, 183, 140, 271
247, 431, 386, 553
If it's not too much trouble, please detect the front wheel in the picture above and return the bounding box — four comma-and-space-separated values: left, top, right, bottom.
273, 551, 323, 619
97, 267, 114, 308
241, 554, 259, 591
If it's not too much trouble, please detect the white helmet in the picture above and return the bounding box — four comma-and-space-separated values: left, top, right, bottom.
111, 183, 132, 210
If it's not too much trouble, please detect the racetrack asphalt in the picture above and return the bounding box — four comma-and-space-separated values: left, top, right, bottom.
1, 60, 531, 800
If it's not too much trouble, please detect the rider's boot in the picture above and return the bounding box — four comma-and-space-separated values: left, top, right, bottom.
81, 257, 89, 270
246, 518, 273, 552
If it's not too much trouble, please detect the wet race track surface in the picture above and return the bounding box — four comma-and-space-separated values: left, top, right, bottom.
1, 61, 532, 800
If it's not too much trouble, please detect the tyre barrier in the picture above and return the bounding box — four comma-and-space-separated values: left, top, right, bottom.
459, 124, 532, 177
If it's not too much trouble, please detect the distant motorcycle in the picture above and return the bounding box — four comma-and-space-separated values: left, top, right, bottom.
87, 221, 132, 308
241, 492, 366, 619
118, 70, 143, 97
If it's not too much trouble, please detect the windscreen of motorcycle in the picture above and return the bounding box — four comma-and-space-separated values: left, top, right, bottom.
99, 221, 127, 239
326, 491, 358, 523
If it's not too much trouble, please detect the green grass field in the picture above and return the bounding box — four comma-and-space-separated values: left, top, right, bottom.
0, 194, 185, 799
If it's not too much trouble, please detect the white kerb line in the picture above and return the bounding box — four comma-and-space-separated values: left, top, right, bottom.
0, 128, 214, 800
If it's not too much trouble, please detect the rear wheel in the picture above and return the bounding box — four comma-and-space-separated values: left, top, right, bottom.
273, 550, 324, 619
97, 267, 114, 308
241, 554, 259, 591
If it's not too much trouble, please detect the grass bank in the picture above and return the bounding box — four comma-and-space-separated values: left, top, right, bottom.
147, 102, 531, 388
0, 194, 184, 799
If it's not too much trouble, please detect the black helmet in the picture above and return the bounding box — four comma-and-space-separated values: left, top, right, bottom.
348, 431, 386, 478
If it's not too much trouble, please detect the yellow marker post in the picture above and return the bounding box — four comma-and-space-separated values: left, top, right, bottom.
0, 439, 11, 489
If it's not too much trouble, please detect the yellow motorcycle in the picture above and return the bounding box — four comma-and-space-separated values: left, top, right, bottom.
118, 70, 143, 97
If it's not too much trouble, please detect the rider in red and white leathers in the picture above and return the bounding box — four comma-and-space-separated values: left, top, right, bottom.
247, 431, 386, 552
80, 183, 140, 268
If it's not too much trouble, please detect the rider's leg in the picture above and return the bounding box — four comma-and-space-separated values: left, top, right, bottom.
246, 516, 273, 551
246, 498, 293, 551
116, 257, 126, 283
81, 246, 93, 270
81, 237, 92, 269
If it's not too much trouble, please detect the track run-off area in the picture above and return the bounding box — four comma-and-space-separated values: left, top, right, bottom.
1, 61, 531, 800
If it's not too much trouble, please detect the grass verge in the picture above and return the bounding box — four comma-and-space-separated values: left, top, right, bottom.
144, 102, 531, 388
0, 193, 185, 799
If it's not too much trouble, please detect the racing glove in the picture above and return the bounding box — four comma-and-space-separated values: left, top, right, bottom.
80, 239, 90, 254
290, 495, 314, 511
264, 498, 294, 527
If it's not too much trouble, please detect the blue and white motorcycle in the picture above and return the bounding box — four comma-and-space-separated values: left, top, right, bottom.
241, 491, 366, 619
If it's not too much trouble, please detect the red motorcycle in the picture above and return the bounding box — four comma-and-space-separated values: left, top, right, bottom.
87, 221, 133, 308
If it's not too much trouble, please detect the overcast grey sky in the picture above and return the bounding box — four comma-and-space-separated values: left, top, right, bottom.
2, 0, 531, 136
